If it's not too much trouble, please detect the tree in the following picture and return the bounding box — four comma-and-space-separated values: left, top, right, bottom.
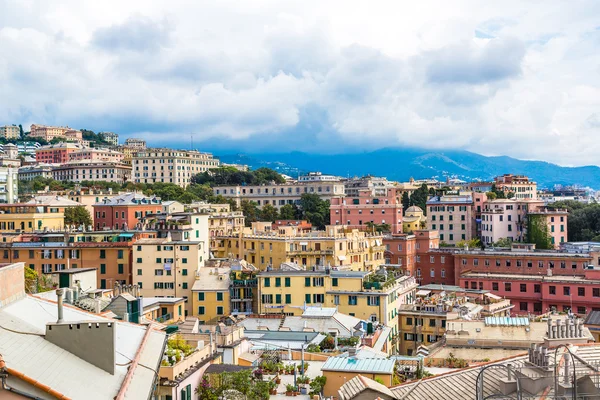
455, 238, 482, 249
490, 184, 506, 199
493, 237, 513, 247
18, 124, 23, 137
299, 193, 330, 229
197, 370, 270, 400
409, 184, 430, 214
485, 191, 497, 200
241, 200, 260, 227
64, 206, 92, 226
278, 203, 299, 220
259, 203, 278, 222
527, 214, 553, 249
401, 192, 410, 212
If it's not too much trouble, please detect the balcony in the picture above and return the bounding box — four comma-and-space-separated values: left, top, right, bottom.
287, 248, 334, 256
159, 341, 213, 381
156, 313, 172, 324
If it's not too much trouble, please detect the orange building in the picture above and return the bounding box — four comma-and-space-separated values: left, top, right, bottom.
36, 142, 84, 164
93, 193, 163, 230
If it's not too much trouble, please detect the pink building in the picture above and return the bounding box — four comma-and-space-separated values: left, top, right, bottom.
68, 148, 125, 163
330, 189, 403, 233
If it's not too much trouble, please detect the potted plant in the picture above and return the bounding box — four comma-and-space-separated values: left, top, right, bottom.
269, 381, 277, 395
275, 375, 281, 384
285, 384, 295, 396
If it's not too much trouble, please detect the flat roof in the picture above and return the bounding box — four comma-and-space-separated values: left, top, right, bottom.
462, 272, 599, 284
322, 357, 395, 374
54, 268, 97, 274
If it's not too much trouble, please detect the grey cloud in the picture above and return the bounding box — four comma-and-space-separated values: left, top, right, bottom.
91, 15, 172, 52
425, 37, 525, 84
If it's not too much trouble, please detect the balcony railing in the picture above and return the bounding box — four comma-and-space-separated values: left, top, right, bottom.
288, 249, 334, 256
156, 313, 172, 324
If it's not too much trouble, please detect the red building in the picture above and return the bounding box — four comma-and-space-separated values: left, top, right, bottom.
330, 190, 403, 233
93, 193, 162, 230
35, 142, 83, 164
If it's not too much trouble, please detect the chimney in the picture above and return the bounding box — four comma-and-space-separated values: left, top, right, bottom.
56, 289, 64, 323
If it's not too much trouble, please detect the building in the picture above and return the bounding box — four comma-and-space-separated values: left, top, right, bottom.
256, 267, 417, 351
125, 137, 147, 149
213, 180, 345, 210
93, 192, 162, 230
29, 124, 83, 143
99, 131, 119, 146
494, 174, 537, 199
214, 226, 386, 271
57, 187, 119, 215
427, 193, 474, 245
0, 203, 66, 232
68, 147, 124, 163
402, 206, 427, 233
0, 262, 167, 400
527, 207, 569, 249
18, 164, 55, 181
345, 176, 397, 197
322, 357, 396, 397
192, 266, 231, 324
133, 238, 205, 315
35, 142, 84, 164
298, 171, 342, 183
187, 203, 245, 250
272, 219, 312, 233
330, 190, 403, 234
132, 148, 220, 187
52, 160, 132, 184
0, 125, 20, 139
0, 166, 17, 203
584, 311, 600, 342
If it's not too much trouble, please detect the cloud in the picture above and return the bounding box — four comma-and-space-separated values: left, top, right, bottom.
1, 0, 600, 166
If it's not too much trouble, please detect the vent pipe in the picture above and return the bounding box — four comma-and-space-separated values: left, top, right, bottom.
56, 289, 64, 323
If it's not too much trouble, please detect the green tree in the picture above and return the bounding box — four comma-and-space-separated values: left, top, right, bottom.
259, 203, 278, 222
409, 184, 430, 214
299, 193, 330, 229
490, 184, 506, 199
18, 124, 23, 137
527, 214, 553, 249
493, 237, 513, 248
64, 206, 93, 226
401, 192, 410, 212
455, 238, 482, 249
241, 200, 260, 227
278, 203, 299, 220
485, 191, 497, 200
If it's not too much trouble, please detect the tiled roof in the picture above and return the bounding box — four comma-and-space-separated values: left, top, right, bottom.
338, 375, 396, 400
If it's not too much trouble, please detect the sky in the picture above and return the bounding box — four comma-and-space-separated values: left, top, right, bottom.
1, 0, 600, 165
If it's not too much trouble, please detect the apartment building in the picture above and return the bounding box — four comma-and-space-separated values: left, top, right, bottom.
68, 147, 124, 163
0, 241, 132, 288
0, 125, 20, 139
36, 142, 84, 163
329, 189, 403, 233
29, 124, 83, 142
133, 238, 205, 315
0, 166, 17, 203
427, 193, 474, 245
481, 199, 568, 248
344, 176, 397, 197
256, 268, 417, 352
18, 164, 54, 181
494, 174, 537, 200
125, 137, 147, 149
188, 203, 245, 250
214, 227, 386, 271
52, 160, 132, 184
213, 180, 345, 209
0, 203, 65, 232
99, 131, 119, 146
93, 192, 162, 230
132, 148, 220, 187
192, 267, 231, 323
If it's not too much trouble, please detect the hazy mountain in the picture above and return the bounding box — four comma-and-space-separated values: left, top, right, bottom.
219, 148, 600, 189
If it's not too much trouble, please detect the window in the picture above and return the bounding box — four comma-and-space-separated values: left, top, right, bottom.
285, 294, 292, 304
563, 287, 570, 296
100, 250, 106, 259
285, 277, 291, 287
118, 264, 124, 274
492, 282, 499, 291
155, 269, 164, 276
275, 277, 281, 287
333, 295, 339, 305
549, 286, 556, 295
429, 319, 436, 327
332, 278, 338, 287
182, 269, 188, 276
182, 258, 188, 264
367, 296, 380, 306
198, 292, 205, 301
156, 258, 162, 263
578, 287, 585, 296
117, 250, 124, 259
100, 279, 106, 289
312, 277, 324, 287
305, 277, 311, 287
100, 264, 106, 274
534, 284, 541, 293
264, 278, 270, 287
275, 294, 281, 304
217, 306, 224, 315
217, 292, 223, 301
198, 306, 205, 315
406, 317, 413, 326
182, 282, 188, 289
520, 284, 527, 292
594, 288, 600, 297
348, 295, 357, 305
137, 269, 142, 275
313, 294, 324, 303
305, 294, 311, 304
441, 269, 445, 278
577, 306, 586, 314
520, 302, 528, 311
261, 294, 273, 304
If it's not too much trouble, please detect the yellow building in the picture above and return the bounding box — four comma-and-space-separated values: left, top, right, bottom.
214, 226, 386, 272
133, 238, 205, 316
191, 267, 231, 324
402, 206, 427, 233
257, 268, 417, 353
0, 203, 65, 232
397, 304, 447, 356
188, 203, 245, 251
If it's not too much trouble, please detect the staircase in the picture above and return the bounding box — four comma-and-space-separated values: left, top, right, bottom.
278, 314, 286, 330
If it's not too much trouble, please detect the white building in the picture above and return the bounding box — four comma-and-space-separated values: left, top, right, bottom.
0, 166, 18, 203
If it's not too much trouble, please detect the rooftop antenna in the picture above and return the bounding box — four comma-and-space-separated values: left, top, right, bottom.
190, 133, 193, 151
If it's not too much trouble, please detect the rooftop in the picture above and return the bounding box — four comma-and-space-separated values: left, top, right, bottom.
322, 357, 396, 374
192, 267, 230, 291
461, 271, 600, 284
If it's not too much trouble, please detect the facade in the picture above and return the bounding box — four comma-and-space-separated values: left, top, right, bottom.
402, 206, 427, 233
214, 227, 386, 271
29, 124, 83, 143
36, 142, 84, 164
213, 181, 346, 210
329, 190, 403, 233
61, 188, 118, 215
527, 208, 568, 249
0, 166, 17, 203
192, 267, 231, 324
0, 125, 20, 139
344, 176, 397, 197
68, 147, 124, 163
494, 174, 537, 200
132, 148, 220, 187
18, 164, 55, 181
99, 131, 119, 146
188, 203, 245, 250
427, 193, 474, 245
124, 137, 147, 149
93, 192, 162, 230
52, 160, 132, 184
133, 238, 205, 315
0, 203, 65, 232
256, 268, 417, 351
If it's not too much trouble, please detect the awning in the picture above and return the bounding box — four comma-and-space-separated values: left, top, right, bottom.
485, 292, 502, 300
119, 233, 134, 238
416, 290, 431, 296
337, 255, 346, 261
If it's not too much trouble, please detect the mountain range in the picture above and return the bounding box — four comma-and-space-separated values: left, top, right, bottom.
218, 148, 600, 189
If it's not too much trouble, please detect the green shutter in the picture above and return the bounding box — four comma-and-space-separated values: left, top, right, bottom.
332, 278, 338, 287
285, 294, 292, 304
305, 294, 311, 304
275, 277, 281, 287
305, 277, 311, 287
285, 277, 291, 287
276, 294, 281, 304
264, 278, 270, 287
198, 292, 205, 301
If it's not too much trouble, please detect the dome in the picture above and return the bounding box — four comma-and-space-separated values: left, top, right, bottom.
405, 205, 423, 213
